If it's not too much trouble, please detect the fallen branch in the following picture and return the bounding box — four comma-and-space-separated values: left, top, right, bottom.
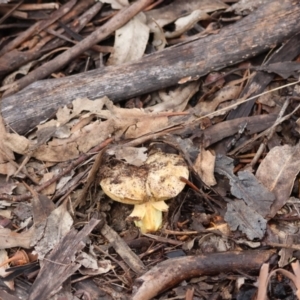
132, 250, 275, 300
2, 0, 300, 134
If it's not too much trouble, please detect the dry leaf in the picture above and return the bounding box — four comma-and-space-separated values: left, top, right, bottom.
193, 85, 240, 117
150, 19, 167, 51
0, 176, 17, 195
0, 209, 11, 219
226, 0, 271, 15
100, 0, 129, 9
0, 227, 35, 249
215, 155, 275, 217
257, 83, 280, 107
278, 235, 294, 267
77, 252, 98, 269
146, 0, 228, 28
145, 81, 199, 113
3, 132, 31, 155
0, 116, 17, 176
256, 143, 300, 217
0, 250, 14, 290
39, 172, 56, 195
165, 10, 210, 38
34, 202, 73, 259
107, 146, 148, 166
224, 200, 267, 240
77, 252, 112, 275
3, 61, 33, 86
56, 97, 109, 125
193, 147, 216, 186
107, 13, 149, 65
32, 97, 176, 162
295, 118, 300, 134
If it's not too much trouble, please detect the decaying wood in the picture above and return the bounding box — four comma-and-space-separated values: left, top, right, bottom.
227, 32, 300, 120
173, 114, 277, 147
0, 290, 21, 300
100, 223, 146, 275
2, 0, 300, 134
132, 250, 275, 300
202, 114, 277, 147
28, 218, 99, 300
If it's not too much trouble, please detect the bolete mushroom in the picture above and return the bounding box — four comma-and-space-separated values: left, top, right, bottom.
100, 150, 189, 233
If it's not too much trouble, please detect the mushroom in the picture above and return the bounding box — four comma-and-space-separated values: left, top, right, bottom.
100, 150, 189, 233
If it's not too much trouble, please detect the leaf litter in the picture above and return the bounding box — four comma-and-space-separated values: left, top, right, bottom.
0, 0, 300, 299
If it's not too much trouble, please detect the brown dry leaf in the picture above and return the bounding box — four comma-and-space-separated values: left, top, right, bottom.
0, 162, 16, 177
145, 81, 199, 113
0, 227, 35, 249
0, 116, 17, 176
124, 115, 169, 139
107, 13, 150, 65
39, 172, 56, 195
0, 208, 11, 219
193, 85, 241, 117
33, 97, 164, 161
2, 132, 31, 155
4, 97, 189, 163
103, 100, 172, 139
32, 140, 79, 162
193, 147, 216, 187
146, 0, 228, 28
256, 143, 300, 217
257, 83, 281, 107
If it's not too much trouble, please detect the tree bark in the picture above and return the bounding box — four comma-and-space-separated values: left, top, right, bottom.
2, 0, 300, 134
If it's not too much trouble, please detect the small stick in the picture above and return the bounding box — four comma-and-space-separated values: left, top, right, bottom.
3, 0, 154, 96
0, 137, 113, 202
101, 223, 146, 274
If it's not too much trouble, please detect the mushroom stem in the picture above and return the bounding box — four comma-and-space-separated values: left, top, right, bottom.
129, 201, 169, 233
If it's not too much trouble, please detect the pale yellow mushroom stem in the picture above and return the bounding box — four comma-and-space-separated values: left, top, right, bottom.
129, 201, 169, 233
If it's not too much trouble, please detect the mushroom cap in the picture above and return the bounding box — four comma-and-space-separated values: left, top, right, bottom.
100, 151, 189, 205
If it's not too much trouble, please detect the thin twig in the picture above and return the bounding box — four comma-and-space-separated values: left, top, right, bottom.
249, 97, 290, 168
0, 138, 114, 201
3, 0, 154, 96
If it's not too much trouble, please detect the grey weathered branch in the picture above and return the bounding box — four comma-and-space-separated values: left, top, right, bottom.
2, 0, 300, 134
